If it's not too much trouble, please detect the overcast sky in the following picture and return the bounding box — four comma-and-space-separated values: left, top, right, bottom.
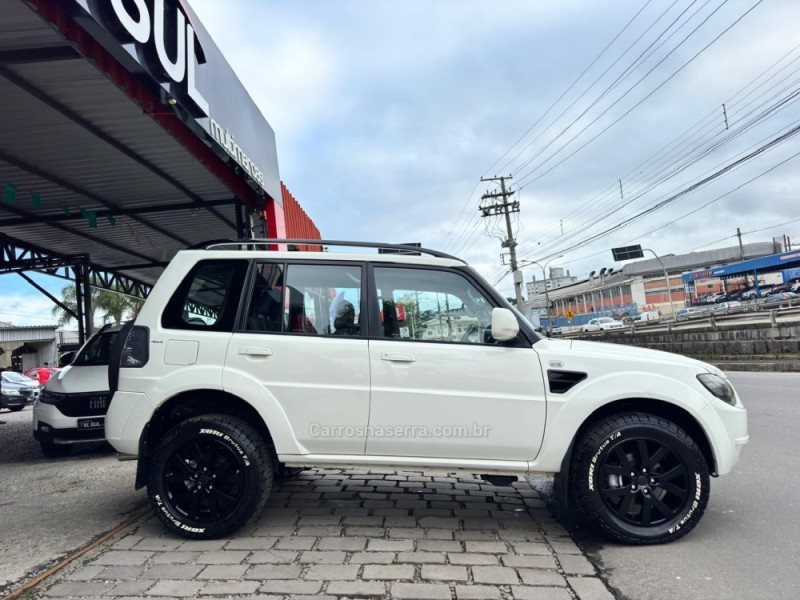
3, 0, 800, 326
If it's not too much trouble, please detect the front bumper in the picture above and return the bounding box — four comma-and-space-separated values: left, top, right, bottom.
34, 420, 106, 445
33, 400, 106, 444
701, 398, 749, 475
1, 393, 26, 410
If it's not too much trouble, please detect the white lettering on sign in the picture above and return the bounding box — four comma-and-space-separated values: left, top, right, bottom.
110, 0, 149, 43
88, 0, 269, 186
96, 0, 208, 116
210, 119, 265, 186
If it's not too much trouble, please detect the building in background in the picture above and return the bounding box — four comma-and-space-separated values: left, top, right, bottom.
524, 240, 797, 330
526, 267, 578, 298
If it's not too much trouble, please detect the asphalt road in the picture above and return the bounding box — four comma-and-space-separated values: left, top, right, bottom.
0, 406, 146, 594
534, 371, 800, 600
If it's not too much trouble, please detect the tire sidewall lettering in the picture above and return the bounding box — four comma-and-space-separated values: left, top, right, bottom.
199, 427, 251, 467
588, 431, 621, 491
153, 493, 206, 534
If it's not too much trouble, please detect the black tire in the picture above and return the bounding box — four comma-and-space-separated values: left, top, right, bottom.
10, 406, 24, 412
40, 442, 71, 458
571, 412, 709, 545
147, 414, 272, 539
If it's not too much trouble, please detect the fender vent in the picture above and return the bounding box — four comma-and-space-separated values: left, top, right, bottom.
548, 370, 587, 394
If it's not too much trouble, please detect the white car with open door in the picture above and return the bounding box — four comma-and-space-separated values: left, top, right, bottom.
104, 240, 748, 545
33, 325, 120, 457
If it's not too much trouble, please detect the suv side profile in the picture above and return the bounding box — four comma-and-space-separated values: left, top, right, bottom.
105, 240, 748, 544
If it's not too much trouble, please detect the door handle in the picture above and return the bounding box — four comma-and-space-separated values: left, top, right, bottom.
238, 347, 273, 357
381, 352, 416, 362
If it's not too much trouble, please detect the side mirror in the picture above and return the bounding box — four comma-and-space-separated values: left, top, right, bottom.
491, 308, 519, 341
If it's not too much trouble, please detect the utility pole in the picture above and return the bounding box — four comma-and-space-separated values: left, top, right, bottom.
479, 175, 524, 310
737, 227, 748, 287
736, 227, 744, 260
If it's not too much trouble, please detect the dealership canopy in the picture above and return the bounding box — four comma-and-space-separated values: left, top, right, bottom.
0, 0, 314, 340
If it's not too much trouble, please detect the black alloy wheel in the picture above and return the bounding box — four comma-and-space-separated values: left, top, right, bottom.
572, 412, 709, 544
148, 414, 272, 539
596, 437, 690, 528
163, 438, 246, 523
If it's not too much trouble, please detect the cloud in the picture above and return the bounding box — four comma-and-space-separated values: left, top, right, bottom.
0, 294, 61, 327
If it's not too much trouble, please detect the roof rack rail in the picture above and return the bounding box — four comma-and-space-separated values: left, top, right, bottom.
193, 239, 465, 262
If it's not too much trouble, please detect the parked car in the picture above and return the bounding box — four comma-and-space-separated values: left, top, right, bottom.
24, 366, 60, 385
713, 301, 744, 314
33, 325, 119, 458
727, 288, 749, 301
580, 317, 625, 332
103, 240, 748, 545
1, 371, 39, 411
675, 306, 712, 321
633, 310, 660, 323
760, 291, 799, 309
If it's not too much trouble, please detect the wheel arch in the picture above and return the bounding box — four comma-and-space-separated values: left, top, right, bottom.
134, 389, 276, 489
557, 397, 717, 508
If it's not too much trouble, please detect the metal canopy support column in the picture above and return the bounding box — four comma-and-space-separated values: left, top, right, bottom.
234, 197, 246, 238
73, 263, 85, 345
81, 256, 93, 342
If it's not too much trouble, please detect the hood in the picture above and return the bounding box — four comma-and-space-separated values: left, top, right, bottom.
1, 376, 39, 389
534, 337, 714, 372
44, 364, 109, 394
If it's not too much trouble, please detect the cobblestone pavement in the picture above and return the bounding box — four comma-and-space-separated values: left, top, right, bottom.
33, 469, 615, 600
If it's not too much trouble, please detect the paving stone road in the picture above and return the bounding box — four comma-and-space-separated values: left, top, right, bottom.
29, 469, 616, 600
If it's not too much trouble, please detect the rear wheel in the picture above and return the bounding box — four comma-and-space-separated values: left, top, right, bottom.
147, 414, 272, 539
571, 412, 709, 544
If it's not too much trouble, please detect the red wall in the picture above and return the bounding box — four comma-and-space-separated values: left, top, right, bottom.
263, 182, 322, 251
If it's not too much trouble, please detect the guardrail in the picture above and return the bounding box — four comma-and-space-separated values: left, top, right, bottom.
554, 301, 800, 338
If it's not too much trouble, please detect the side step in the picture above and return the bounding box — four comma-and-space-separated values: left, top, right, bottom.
480, 474, 517, 486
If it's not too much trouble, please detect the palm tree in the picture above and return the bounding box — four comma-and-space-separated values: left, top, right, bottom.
51, 285, 143, 328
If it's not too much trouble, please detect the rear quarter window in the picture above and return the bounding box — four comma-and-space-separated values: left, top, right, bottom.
161, 259, 249, 332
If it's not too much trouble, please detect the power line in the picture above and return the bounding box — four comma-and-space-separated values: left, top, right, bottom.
515, 0, 764, 189
487, 0, 660, 176
518, 120, 800, 264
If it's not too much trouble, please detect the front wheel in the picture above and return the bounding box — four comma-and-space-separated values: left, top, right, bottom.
40, 441, 71, 458
571, 412, 709, 544
147, 414, 273, 539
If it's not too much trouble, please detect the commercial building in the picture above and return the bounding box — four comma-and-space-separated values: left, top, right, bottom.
525, 240, 797, 330
1, 0, 321, 343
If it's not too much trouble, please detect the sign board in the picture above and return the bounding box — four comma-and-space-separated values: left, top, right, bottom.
71, 0, 281, 202
612, 245, 645, 261
565, 310, 576, 321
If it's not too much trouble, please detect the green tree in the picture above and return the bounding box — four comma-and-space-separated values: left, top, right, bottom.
51, 285, 143, 328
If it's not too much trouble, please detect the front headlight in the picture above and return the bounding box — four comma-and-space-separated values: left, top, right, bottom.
4, 389, 20, 396
39, 390, 66, 405
697, 373, 737, 405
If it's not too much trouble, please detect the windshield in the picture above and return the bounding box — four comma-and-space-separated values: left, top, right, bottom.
598, 318, 615, 323
3, 372, 32, 384
72, 331, 119, 367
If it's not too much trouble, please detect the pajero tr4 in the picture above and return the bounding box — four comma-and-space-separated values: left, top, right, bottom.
105, 240, 748, 544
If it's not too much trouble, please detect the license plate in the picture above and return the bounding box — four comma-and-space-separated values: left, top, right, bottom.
77, 418, 105, 430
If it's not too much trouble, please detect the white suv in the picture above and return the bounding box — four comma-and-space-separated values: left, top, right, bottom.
105, 240, 748, 544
